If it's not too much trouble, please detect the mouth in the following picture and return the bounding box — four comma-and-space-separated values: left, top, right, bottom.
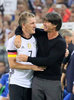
44, 26, 47, 30
33, 28, 35, 31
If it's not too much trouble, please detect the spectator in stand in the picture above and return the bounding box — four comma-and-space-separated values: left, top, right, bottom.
59, 29, 74, 73
68, 0, 74, 7
66, 51, 74, 100
69, 4, 74, 22
17, 0, 29, 14
45, 0, 54, 9
0, 62, 6, 78
0, 48, 9, 77
35, 7, 43, 23
59, 29, 74, 100
0, 73, 9, 100
0, 25, 5, 46
71, 4, 74, 13
72, 31, 74, 44
28, 0, 45, 14
47, 4, 71, 22
69, 13, 74, 22
61, 4, 71, 22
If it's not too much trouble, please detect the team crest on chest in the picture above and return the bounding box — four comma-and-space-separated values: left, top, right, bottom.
27, 43, 32, 49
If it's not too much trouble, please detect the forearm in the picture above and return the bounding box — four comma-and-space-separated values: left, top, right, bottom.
28, 52, 65, 66
72, 83, 74, 94
28, 57, 49, 66
9, 61, 33, 70
11, 62, 33, 70
61, 73, 66, 91
8, 57, 33, 70
8, 57, 45, 71
10, 61, 45, 71
28, 43, 66, 66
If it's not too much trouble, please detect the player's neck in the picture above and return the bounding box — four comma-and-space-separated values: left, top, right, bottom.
47, 31, 59, 40
22, 32, 31, 39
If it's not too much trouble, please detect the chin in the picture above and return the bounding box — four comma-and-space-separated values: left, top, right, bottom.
44, 28, 47, 32
31, 31, 35, 34
33, 30, 35, 33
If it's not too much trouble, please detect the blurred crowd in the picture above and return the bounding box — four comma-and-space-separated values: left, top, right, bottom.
0, 0, 74, 46
0, 0, 74, 100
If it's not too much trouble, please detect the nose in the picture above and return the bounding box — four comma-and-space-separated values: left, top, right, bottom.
43, 21, 46, 26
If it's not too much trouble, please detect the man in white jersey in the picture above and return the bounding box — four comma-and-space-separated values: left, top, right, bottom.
6, 12, 44, 100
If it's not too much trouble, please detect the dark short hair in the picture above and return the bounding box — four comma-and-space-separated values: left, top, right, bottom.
43, 12, 62, 31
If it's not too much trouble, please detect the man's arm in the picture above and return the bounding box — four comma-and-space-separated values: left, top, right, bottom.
15, 26, 46, 36
70, 54, 74, 94
14, 26, 22, 48
8, 56, 45, 71
14, 26, 46, 48
7, 37, 45, 71
0, 84, 2, 89
17, 41, 66, 67
72, 82, 74, 94
15, 26, 22, 35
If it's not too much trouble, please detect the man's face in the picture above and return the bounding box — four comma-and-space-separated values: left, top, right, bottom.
64, 36, 72, 44
72, 32, 74, 44
22, 17, 36, 35
43, 21, 56, 32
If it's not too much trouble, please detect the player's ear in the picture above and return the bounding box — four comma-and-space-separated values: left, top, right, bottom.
53, 24, 57, 28
22, 23, 25, 28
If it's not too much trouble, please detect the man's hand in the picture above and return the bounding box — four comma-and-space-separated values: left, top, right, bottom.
65, 49, 69, 57
16, 54, 28, 62
14, 35, 21, 48
72, 85, 74, 94
31, 65, 46, 71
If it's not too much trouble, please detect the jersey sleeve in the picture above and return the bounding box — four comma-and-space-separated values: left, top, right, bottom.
28, 40, 66, 67
6, 36, 17, 57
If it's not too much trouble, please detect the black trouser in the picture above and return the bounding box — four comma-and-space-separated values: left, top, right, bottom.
9, 84, 32, 100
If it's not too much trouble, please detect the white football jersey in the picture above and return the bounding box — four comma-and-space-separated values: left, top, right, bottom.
7, 35, 37, 88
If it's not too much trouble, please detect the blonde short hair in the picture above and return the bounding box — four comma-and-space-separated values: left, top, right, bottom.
18, 11, 35, 26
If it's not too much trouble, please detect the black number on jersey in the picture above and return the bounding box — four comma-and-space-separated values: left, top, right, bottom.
28, 51, 32, 57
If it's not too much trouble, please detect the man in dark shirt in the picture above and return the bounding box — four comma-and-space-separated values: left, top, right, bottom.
66, 51, 74, 100
15, 12, 66, 100
59, 29, 74, 91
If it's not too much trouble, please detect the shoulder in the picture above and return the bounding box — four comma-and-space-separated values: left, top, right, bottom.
34, 28, 47, 37
6, 35, 16, 50
56, 35, 66, 50
57, 34, 66, 45
8, 35, 16, 42
35, 28, 46, 33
